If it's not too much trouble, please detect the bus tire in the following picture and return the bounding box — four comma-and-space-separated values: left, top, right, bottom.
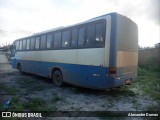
52, 70, 63, 87
17, 64, 23, 74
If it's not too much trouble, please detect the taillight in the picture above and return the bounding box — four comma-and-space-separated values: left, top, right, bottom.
109, 67, 116, 74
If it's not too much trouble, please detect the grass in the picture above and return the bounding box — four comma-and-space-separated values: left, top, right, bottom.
137, 66, 160, 100
0, 96, 24, 111
119, 86, 136, 96
24, 98, 46, 111
0, 82, 18, 95
0, 72, 16, 78
71, 87, 80, 94
25, 97, 57, 111
8, 96, 24, 111
146, 104, 160, 111
52, 93, 61, 103
1, 96, 57, 111
27, 84, 45, 91
17, 77, 37, 86
17, 77, 46, 91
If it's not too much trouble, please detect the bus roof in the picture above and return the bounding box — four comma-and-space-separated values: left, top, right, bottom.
14, 12, 119, 41
32, 12, 118, 35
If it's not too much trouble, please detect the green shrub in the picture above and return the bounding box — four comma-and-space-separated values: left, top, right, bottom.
140, 57, 160, 72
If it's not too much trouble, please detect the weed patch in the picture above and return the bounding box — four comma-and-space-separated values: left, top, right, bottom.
0, 82, 18, 95
8, 96, 24, 111
71, 87, 80, 94
16, 77, 36, 85
134, 57, 160, 101
52, 93, 61, 103
146, 104, 160, 111
24, 98, 46, 111
17, 77, 45, 91
120, 86, 136, 96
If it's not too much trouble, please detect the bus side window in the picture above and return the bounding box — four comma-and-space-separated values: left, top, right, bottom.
95, 22, 104, 45
71, 28, 78, 47
35, 37, 40, 49
19, 40, 22, 50
62, 30, 70, 47
30, 37, 36, 50
16, 41, 19, 50
47, 34, 53, 49
26, 38, 30, 50
22, 39, 26, 50
40, 35, 47, 49
53, 32, 61, 49
78, 27, 85, 46
86, 24, 95, 46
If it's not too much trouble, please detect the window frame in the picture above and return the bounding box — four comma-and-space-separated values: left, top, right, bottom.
22, 39, 27, 50
13, 19, 105, 51
26, 38, 30, 50
40, 34, 47, 50
78, 26, 86, 47
30, 37, 36, 50
95, 21, 105, 46
19, 40, 23, 50
71, 28, 78, 47
86, 23, 96, 46
15, 41, 19, 51
35, 36, 40, 50
61, 30, 71, 48
53, 31, 62, 49
46, 33, 53, 49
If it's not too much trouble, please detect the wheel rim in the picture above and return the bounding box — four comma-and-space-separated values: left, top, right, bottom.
55, 74, 61, 83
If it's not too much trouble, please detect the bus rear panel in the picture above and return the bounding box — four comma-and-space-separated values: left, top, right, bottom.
109, 14, 138, 88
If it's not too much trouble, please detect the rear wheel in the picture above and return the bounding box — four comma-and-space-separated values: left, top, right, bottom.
52, 70, 63, 87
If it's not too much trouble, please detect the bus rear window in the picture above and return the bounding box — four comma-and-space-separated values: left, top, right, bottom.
95, 23, 104, 45
86, 24, 95, 46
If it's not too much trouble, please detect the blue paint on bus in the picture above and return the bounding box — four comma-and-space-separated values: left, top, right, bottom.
13, 59, 111, 89
110, 13, 117, 67
12, 59, 137, 89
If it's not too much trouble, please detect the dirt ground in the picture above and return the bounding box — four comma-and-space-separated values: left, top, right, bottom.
0, 63, 159, 120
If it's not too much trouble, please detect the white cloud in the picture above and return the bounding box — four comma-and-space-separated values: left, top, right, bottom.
137, 19, 160, 47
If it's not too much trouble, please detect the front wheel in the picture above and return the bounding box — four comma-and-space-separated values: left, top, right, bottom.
52, 70, 63, 87
17, 64, 23, 74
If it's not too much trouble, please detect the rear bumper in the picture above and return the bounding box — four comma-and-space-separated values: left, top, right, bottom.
111, 73, 137, 87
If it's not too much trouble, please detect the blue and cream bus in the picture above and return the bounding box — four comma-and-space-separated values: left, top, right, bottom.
11, 12, 138, 89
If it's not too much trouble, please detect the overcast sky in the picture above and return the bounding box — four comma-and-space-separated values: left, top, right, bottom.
0, 0, 159, 47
